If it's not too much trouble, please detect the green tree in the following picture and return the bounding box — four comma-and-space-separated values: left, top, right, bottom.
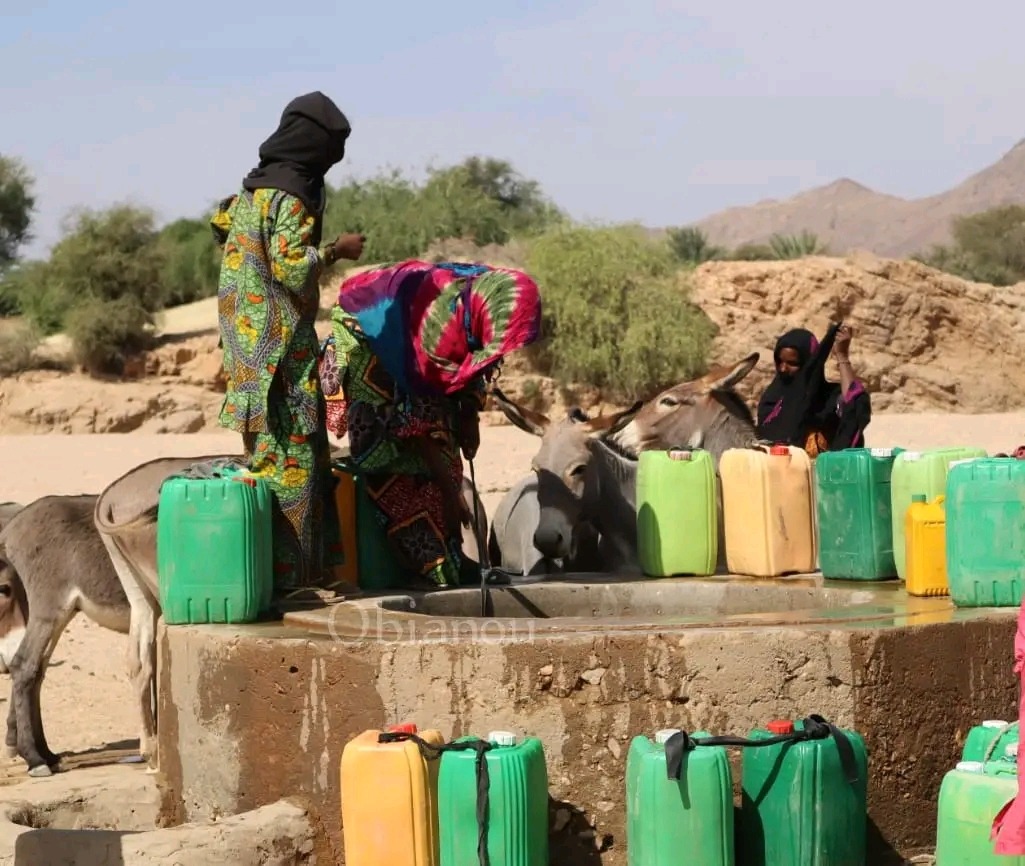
525, 224, 716, 400
157, 216, 221, 306
0, 155, 35, 270
666, 226, 725, 265
917, 205, 1025, 286
321, 158, 562, 267
425, 156, 564, 237
17, 204, 165, 373
768, 231, 827, 259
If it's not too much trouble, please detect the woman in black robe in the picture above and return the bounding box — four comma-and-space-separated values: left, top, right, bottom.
755, 322, 871, 457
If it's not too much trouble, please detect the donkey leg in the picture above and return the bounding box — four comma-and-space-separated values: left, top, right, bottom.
24, 605, 78, 773
9, 618, 61, 775
100, 535, 158, 771
136, 602, 158, 771
5, 697, 17, 759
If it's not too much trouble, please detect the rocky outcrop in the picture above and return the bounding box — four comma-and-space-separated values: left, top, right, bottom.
690, 252, 1025, 412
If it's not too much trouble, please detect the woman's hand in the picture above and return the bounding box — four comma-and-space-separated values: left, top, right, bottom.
833, 324, 856, 397
833, 323, 853, 358
456, 404, 480, 461
331, 233, 365, 262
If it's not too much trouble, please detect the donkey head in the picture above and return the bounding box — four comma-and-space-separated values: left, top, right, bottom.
611, 353, 760, 462
490, 387, 641, 561
0, 553, 27, 674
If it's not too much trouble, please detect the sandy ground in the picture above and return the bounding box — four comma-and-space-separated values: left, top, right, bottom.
0, 410, 1024, 782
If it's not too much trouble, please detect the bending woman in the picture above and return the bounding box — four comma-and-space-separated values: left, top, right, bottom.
756, 322, 871, 457
211, 91, 365, 594
318, 260, 542, 588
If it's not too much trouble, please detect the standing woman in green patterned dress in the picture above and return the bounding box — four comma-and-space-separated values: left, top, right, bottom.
210, 91, 365, 597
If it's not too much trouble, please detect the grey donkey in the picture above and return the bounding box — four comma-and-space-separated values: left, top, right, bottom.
0, 495, 132, 776
488, 352, 761, 576
488, 391, 645, 575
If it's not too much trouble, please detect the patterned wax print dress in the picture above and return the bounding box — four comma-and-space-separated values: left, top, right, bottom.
210, 188, 342, 592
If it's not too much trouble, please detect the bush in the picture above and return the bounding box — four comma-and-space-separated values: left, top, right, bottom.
0, 321, 41, 375
767, 231, 827, 259
0, 261, 37, 316
666, 226, 725, 264
64, 295, 154, 376
157, 217, 221, 307
729, 242, 776, 261
916, 205, 1025, 286
11, 204, 165, 374
525, 224, 716, 401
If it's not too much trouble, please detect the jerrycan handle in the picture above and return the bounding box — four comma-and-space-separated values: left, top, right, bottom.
983, 720, 1020, 763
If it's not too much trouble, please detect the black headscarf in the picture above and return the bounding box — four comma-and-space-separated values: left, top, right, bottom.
241, 91, 351, 246
756, 323, 840, 445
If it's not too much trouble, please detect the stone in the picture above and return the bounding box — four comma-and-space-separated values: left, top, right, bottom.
0, 765, 316, 866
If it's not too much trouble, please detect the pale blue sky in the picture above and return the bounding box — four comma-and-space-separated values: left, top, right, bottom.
4, 0, 1024, 259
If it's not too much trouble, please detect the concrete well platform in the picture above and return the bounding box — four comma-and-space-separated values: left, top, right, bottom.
155, 573, 1018, 865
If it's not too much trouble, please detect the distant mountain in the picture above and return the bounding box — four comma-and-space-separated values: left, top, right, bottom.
690, 139, 1025, 257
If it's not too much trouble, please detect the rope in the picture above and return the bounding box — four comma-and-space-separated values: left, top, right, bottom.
467, 456, 490, 616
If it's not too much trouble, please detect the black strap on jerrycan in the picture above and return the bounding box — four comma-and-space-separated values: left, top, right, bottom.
378, 729, 496, 866
661, 713, 860, 785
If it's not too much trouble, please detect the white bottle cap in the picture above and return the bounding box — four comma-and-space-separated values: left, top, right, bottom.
488, 731, 517, 746
667, 449, 692, 461
870, 448, 893, 458
983, 720, 1009, 728
956, 761, 984, 773
901, 451, 921, 461
654, 728, 681, 745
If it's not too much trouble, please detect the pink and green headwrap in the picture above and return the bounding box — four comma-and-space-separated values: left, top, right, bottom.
336, 260, 542, 396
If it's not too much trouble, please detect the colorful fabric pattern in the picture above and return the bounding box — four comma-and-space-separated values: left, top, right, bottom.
318, 260, 542, 587
212, 188, 328, 436
211, 188, 341, 589
244, 420, 342, 590
334, 260, 542, 396
320, 308, 483, 587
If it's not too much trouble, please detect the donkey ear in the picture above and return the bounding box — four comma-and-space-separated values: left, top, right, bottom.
704, 352, 759, 392
490, 386, 549, 437
587, 399, 643, 437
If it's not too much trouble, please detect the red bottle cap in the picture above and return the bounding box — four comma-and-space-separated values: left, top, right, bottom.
769, 445, 790, 456
387, 723, 417, 734
767, 719, 794, 735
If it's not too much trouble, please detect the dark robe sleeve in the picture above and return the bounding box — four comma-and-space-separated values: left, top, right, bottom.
812, 381, 871, 451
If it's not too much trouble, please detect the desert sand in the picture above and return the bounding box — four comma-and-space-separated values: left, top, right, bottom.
0, 409, 1023, 784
